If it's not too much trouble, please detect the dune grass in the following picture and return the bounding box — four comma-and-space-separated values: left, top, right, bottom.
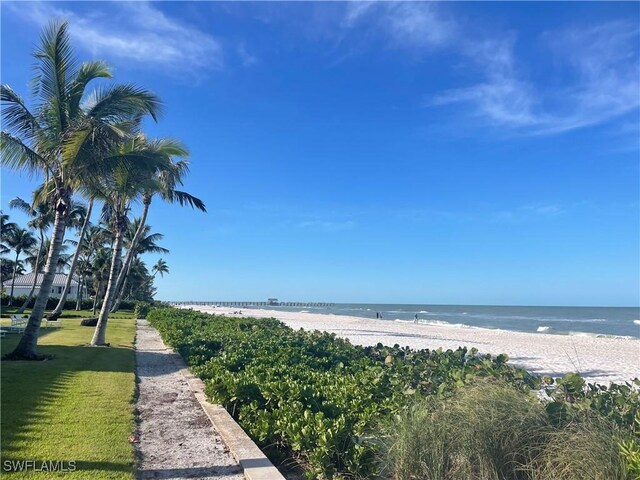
382, 381, 628, 480
1, 314, 137, 479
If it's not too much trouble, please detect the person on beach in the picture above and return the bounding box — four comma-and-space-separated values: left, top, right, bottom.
414, 313, 418, 322
376, 312, 379, 319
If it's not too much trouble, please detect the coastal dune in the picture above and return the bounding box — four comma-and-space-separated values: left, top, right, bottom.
182, 305, 640, 384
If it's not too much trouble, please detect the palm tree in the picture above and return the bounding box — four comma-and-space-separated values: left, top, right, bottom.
90, 137, 172, 346
49, 197, 94, 319
89, 246, 111, 316
150, 258, 169, 279
110, 139, 205, 311
24, 237, 72, 272
2, 259, 26, 284
1, 21, 161, 359
111, 220, 169, 311
5, 228, 38, 305
9, 197, 53, 313
1, 212, 18, 255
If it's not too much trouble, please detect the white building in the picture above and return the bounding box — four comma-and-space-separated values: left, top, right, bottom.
2, 273, 86, 299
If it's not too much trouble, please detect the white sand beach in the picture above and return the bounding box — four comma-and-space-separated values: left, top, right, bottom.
181, 305, 640, 384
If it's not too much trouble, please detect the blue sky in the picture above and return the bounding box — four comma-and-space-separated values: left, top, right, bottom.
1, 1, 639, 306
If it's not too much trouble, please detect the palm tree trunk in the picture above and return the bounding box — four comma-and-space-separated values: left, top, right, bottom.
112, 267, 131, 312
16, 231, 45, 314
9, 251, 19, 306
5, 202, 68, 360
91, 216, 124, 346
92, 278, 103, 316
75, 273, 85, 310
75, 274, 83, 310
50, 199, 93, 319
111, 197, 150, 312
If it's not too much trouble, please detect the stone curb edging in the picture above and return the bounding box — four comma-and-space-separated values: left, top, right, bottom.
167, 350, 286, 480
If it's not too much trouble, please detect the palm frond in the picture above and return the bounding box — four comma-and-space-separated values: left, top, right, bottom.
84, 84, 162, 123
32, 20, 77, 134
8, 197, 33, 216
0, 85, 40, 139
0, 132, 49, 176
167, 189, 207, 212
68, 60, 112, 119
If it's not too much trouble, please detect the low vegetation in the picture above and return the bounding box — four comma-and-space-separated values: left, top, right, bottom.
147, 307, 639, 479
383, 382, 630, 480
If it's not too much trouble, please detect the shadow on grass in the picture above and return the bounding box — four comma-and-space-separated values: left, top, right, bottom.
1, 328, 136, 477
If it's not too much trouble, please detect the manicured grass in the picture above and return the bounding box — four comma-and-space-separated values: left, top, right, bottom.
1, 314, 137, 479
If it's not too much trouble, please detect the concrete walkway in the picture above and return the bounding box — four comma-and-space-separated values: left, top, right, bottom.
134, 320, 244, 480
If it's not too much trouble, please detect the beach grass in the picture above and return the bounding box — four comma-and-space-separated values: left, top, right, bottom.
0, 314, 137, 479
382, 381, 628, 480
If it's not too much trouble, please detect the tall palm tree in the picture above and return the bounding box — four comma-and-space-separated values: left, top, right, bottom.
1, 21, 161, 359
111, 220, 169, 311
9, 196, 54, 313
90, 137, 171, 346
5, 228, 38, 305
111, 139, 205, 310
74, 224, 109, 310
49, 197, 94, 319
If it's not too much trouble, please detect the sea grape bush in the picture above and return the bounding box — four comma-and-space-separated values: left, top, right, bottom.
544, 373, 640, 434
148, 307, 539, 478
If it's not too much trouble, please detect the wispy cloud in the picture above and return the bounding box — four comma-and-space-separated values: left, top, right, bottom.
433, 21, 640, 135
298, 220, 356, 232
340, 3, 639, 136
7, 1, 224, 79
490, 204, 566, 223
344, 2, 456, 50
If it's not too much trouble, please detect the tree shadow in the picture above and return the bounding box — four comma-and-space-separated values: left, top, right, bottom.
1, 334, 136, 476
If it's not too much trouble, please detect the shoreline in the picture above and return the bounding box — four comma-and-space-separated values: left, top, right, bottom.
180, 305, 640, 384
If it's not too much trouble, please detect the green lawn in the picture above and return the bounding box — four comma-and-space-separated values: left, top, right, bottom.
1, 313, 137, 479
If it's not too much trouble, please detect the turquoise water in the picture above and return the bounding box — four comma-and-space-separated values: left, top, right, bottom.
243, 304, 640, 339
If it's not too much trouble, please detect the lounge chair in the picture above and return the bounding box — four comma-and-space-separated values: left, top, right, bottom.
9, 315, 28, 333
44, 317, 62, 328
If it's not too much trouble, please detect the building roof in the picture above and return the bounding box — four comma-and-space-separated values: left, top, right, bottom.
2, 272, 80, 288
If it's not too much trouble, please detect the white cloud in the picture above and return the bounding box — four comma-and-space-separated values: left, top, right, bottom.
344, 1, 456, 50
7, 1, 224, 78
433, 21, 640, 135
342, 3, 639, 136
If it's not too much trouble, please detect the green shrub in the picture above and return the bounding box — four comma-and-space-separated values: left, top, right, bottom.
1, 294, 94, 310
134, 302, 152, 319
544, 374, 640, 434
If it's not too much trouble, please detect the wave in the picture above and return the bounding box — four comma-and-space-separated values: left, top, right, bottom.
537, 326, 555, 333
536, 326, 634, 340
634, 320, 640, 326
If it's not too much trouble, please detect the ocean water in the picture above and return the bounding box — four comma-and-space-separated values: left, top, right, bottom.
243, 304, 640, 339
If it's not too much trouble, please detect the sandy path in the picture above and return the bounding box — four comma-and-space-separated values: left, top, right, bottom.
134, 319, 244, 480
184, 306, 640, 384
